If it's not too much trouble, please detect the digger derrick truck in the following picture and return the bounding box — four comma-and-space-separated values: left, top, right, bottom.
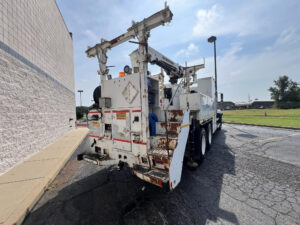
78, 4, 223, 191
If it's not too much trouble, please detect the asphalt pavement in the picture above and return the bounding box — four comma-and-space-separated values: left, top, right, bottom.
22, 124, 300, 225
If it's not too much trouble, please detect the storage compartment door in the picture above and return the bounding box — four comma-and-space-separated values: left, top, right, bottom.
112, 110, 132, 151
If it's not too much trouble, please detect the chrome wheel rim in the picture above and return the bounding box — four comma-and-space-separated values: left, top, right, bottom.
201, 133, 206, 155
208, 126, 212, 144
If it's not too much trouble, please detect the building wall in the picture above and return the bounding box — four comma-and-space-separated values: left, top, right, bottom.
0, 0, 75, 174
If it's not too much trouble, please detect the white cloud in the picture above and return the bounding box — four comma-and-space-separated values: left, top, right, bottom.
189, 25, 300, 102
275, 27, 298, 46
192, 1, 300, 39
196, 39, 300, 101
192, 4, 252, 37
176, 43, 199, 57
188, 43, 198, 52
83, 29, 99, 43
192, 5, 220, 37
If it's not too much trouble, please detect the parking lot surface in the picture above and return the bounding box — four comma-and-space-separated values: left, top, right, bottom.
23, 124, 300, 225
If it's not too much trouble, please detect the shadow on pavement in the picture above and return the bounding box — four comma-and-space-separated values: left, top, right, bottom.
23, 129, 239, 225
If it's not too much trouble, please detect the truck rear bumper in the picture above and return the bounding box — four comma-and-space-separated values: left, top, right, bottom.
133, 166, 169, 189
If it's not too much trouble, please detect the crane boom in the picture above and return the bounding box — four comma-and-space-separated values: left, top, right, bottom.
86, 5, 173, 76
147, 47, 204, 84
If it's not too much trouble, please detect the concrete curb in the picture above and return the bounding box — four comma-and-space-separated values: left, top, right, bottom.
223, 122, 300, 131
0, 128, 89, 225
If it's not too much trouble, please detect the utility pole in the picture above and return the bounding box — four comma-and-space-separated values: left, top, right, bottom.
78, 90, 83, 107
208, 36, 218, 104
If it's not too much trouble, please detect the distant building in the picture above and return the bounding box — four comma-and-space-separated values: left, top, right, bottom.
217, 101, 235, 110
218, 101, 274, 110
234, 101, 253, 109
251, 101, 274, 109
0, 1, 75, 174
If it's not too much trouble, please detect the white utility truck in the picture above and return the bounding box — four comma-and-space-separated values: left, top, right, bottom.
78, 4, 222, 191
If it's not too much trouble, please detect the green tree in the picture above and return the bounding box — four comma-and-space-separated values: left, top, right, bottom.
76, 110, 83, 120
76, 106, 89, 120
269, 75, 300, 109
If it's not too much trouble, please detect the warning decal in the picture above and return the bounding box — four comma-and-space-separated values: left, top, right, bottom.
92, 122, 100, 127
116, 112, 127, 120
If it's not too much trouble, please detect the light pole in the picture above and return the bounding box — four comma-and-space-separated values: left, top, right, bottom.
208, 36, 218, 104
78, 90, 83, 107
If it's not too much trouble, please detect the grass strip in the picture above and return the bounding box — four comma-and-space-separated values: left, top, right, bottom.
223, 115, 300, 128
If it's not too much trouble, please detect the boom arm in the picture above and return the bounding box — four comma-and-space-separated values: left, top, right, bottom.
148, 47, 184, 83
147, 46, 205, 84
86, 5, 173, 77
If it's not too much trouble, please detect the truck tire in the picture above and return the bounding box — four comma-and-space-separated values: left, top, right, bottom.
186, 159, 198, 171
217, 122, 222, 131
194, 128, 206, 164
216, 112, 222, 131
206, 123, 212, 150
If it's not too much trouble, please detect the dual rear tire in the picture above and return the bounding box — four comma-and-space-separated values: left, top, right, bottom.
187, 123, 212, 170
206, 123, 212, 150
197, 124, 212, 162
196, 128, 207, 163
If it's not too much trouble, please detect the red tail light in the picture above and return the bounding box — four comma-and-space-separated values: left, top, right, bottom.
156, 160, 164, 164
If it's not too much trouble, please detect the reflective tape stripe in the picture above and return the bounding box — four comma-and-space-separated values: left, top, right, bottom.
133, 141, 147, 145
181, 124, 190, 129
112, 110, 130, 113
113, 138, 131, 143
89, 135, 99, 138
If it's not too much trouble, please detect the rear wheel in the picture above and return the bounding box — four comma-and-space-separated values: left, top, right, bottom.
195, 128, 206, 164
217, 112, 223, 131
186, 160, 198, 170
217, 122, 222, 131
206, 123, 212, 150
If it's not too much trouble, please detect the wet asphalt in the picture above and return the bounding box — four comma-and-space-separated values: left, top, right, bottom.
22, 124, 300, 225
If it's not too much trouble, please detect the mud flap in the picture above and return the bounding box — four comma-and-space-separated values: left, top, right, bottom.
168, 110, 190, 190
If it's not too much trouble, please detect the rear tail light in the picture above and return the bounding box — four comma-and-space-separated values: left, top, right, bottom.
156, 160, 164, 164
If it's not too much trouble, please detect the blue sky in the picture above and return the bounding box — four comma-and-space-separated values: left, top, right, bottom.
56, 0, 300, 106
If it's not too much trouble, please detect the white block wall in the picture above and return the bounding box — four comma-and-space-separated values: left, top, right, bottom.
0, 0, 75, 174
